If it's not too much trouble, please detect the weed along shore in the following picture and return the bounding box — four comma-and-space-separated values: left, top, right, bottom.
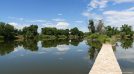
89, 44, 122, 74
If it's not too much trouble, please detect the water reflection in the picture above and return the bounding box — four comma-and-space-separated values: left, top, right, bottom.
1, 38, 133, 74
0, 39, 93, 74
119, 38, 133, 49
70, 39, 83, 46
87, 40, 102, 60
0, 39, 83, 56
22, 39, 38, 51
0, 41, 16, 56
115, 38, 134, 74
42, 39, 69, 48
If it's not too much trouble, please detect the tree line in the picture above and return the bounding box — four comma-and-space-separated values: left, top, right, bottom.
88, 20, 134, 39
0, 22, 84, 40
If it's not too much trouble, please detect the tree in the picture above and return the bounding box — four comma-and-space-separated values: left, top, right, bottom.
88, 20, 95, 33
120, 24, 133, 38
105, 26, 119, 37
78, 31, 84, 36
0, 22, 15, 39
23, 25, 38, 38
70, 27, 84, 36
97, 20, 105, 34
70, 27, 79, 35
41, 27, 57, 35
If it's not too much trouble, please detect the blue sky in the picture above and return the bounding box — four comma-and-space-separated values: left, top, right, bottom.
0, 0, 134, 32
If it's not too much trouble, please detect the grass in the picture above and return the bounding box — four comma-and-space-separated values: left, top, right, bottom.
87, 33, 116, 44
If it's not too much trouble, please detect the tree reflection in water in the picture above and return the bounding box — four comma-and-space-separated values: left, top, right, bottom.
86, 38, 134, 60
0, 39, 38, 56
41, 39, 69, 48
41, 39, 83, 48
87, 40, 102, 60
22, 39, 38, 51
120, 38, 133, 49
0, 39, 83, 56
70, 39, 83, 46
0, 41, 16, 56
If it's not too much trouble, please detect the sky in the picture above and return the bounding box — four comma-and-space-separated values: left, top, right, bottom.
0, 0, 134, 32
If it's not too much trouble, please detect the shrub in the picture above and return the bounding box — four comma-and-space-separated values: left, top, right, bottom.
88, 34, 112, 43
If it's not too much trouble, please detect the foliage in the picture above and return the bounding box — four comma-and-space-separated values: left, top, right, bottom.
88, 20, 95, 33
120, 38, 133, 49
88, 33, 111, 43
40, 35, 56, 40
57, 29, 69, 36
41, 27, 57, 35
70, 27, 84, 36
105, 26, 119, 37
22, 25, 38, 38
0, 22, 15, 39
58, 35, 67, 39
97, 20, 105, 34
120, 24, 133, 38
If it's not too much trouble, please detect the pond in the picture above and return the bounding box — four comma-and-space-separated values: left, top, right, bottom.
0, 39, 100, 74
0, 39, 133, 74
115, 39, 134, 74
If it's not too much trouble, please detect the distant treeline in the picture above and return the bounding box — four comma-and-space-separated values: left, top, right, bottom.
0, 22, 84, 40
88, 20, 134, 39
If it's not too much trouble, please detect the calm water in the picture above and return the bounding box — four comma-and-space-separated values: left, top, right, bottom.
115, 39, 134, 74
0, 39, 100, 74
0, 39, 134, 74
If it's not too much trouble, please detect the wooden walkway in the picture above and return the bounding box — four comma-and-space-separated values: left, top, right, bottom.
89, 44, 122, 74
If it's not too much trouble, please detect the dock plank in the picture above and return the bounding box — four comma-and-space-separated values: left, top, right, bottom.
89, 44, 122, 74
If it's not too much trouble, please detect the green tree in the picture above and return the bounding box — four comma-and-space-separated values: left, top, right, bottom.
88, 20, 95, 33
57, 29, 69, 36
97, 20, 105, 34
70, 27, 79, 35
105, 26, 119, 37
120, 24, 133, 38
0, 22, 15, 39
23, 25, 38, 38
41, 27, 57, 35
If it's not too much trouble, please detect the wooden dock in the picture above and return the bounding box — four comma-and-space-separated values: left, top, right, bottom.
89, 44, 122, 74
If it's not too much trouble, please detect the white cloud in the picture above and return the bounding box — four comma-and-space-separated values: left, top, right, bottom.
113, 0, 134, 3
84, 0, 134, 29
9, 22, 29, 29
52, 18, 65, 22
75, 21, 83, 23
82, 12, 91, 17
29, 20, 46, 23
127, 7, 134, 11
8, 17, 24, 21
56, 22, 69, 29
9, 22, 18, 26
44, 21, 69, 29
82, 11, 103, 20
89, 0, 108, 9
58, 13, 63, 15
88, 0, 134, 11
103, 10, 134, 27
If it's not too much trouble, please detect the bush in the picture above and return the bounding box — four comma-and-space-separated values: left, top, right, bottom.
0, 36, 4, 39
58, 35, 67, 39
87, 33, 98, 39
88, 33, 111, 43
97, 35, 111, 43
40, 35, 56, 40
69, 35, 79, 39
